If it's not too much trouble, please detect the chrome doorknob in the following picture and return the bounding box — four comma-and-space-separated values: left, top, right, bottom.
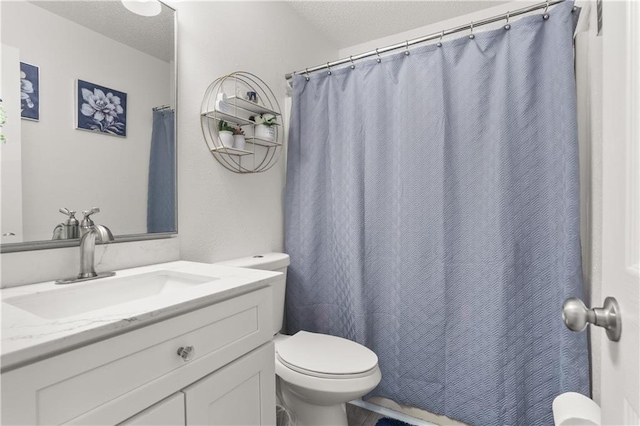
562, 298, 591, 332
177, 346, 195, 362
562, 297, 622, 342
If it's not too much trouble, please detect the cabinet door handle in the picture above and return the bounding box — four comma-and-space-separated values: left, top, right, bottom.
177, 346, 196, 362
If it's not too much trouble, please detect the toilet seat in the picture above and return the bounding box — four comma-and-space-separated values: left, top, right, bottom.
277, 354, 379, 379
275, 350, 382, 407
276, 331, 378, 379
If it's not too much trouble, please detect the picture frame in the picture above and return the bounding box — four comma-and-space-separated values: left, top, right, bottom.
76, 79, 127, 137
20, 62, 39, 121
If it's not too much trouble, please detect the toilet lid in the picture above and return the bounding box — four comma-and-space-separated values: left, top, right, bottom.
276, 331, 378, 375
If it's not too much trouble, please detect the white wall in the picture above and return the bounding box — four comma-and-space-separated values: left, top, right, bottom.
0, 238, 179, 288
338, 1, 539, 57
1, 45, 24, 244
575, 1, 603, 404
170, 1, 338, 263
1, 1, 172, 240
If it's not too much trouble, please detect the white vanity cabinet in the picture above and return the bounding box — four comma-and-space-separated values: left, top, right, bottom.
1, 287, 276, 426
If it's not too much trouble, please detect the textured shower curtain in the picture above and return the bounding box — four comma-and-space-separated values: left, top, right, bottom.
147, 109, 176, 233
285, 2, 589, 425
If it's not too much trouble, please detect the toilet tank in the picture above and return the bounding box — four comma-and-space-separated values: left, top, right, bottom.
214, 253, 290, 336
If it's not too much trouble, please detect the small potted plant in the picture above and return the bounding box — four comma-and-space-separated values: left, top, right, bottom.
0, 99, 6, 144
218, 120, 235, 148
233, 127, 246, 150
251, 114, 277, 142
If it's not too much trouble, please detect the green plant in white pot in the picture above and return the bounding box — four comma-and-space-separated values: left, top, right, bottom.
251, 114, 277, 142
0, 98, 6, 144
218, 120, 235, 148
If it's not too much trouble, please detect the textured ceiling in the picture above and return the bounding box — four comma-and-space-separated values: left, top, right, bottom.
286, 1, 509, 49
30, 0, 174, 63
30, 1, 505, 63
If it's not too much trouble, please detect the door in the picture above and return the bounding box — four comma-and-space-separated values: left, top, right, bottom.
182, 342, 276, 426
600, 0, 640, 424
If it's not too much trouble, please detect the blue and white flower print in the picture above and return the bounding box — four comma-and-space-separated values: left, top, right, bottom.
20, 62, 39, 121
77, 80, 127, 137
21, 77, 34, 107
81, 89, 123, 127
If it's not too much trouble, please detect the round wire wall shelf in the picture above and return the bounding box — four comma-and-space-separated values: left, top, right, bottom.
200, 71, 283, 173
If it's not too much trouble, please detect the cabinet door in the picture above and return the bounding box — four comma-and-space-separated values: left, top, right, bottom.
183, 342, 275, 426
119, 393, 185, 426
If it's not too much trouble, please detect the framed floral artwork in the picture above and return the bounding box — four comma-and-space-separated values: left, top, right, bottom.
20, 62, 39, 121
76, 80, 127, 137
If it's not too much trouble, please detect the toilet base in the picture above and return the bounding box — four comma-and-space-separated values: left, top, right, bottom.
280, 382, 348, 426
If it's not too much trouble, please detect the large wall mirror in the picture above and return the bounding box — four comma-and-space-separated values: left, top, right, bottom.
1, 0, 177, 253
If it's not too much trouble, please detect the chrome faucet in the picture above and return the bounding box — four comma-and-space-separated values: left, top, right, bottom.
78, 224, 115, 278
52, 208, 80, 240
55, 209, 116, 285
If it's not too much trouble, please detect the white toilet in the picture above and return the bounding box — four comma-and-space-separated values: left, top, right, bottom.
215, 253, 382, 426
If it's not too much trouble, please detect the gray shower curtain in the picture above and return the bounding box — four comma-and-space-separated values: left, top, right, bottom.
285, 2, 589, 425
147, 109, 176, 233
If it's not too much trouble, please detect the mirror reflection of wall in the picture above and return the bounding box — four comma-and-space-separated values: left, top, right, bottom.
0, 0, 176, 246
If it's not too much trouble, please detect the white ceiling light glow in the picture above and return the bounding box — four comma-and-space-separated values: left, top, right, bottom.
121, 0, 161, 17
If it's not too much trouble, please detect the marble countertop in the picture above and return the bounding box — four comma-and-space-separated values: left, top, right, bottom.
1, 261, 280, 372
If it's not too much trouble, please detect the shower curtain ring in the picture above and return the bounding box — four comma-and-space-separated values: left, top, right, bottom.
350, 56, 356, 69
543, 0, 550, 19
504, 11, 511, 30
437, 30, 444, 47
305, 68, 310, 81
375, 48, 382, 63
327, 62, 332, 75
469, 21, 475, 39
405, 40, 410, 56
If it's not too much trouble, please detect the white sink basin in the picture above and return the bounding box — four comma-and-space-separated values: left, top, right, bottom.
4, 271, 218, 320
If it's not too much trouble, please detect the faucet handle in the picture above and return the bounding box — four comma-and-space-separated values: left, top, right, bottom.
59, 207, 76, 217
82, 207, 100, 218
81, 207, 100, 229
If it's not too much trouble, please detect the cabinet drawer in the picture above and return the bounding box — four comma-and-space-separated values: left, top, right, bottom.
1, 287, 272, 425
119, 393, 185, 426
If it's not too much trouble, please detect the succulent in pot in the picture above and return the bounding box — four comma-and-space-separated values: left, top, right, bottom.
218, 120, 235, 148
233, 127, 246, 150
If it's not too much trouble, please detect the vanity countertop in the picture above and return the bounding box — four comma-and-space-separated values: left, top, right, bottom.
0, 261, 280, 372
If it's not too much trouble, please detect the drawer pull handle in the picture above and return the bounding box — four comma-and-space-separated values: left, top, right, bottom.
177, 346, 195, 362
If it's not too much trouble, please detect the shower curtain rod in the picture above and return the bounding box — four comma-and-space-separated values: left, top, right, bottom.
284, 0, 569, 80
